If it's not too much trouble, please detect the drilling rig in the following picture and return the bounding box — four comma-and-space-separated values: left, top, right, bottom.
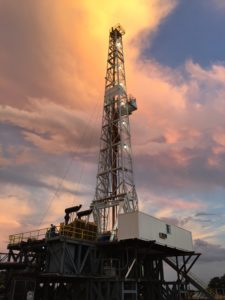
0, 24, 215, 300
91, 24, 138, 236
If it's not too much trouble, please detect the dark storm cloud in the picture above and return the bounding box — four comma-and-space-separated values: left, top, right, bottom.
135, 143, 225, 194
0, 100, 101, 154
0, 166, 83, 196
195, 212, 218, 217
194, 239, 225, 263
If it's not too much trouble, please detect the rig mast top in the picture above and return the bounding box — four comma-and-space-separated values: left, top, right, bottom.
91, 24, 138, 235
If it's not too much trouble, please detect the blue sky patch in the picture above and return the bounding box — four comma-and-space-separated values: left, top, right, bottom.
143, 0, 225, 68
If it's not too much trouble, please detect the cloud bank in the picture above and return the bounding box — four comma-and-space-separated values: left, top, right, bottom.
1, 0, 225, 267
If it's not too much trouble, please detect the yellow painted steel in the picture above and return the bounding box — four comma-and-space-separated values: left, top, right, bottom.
9, 221, 97, 245
9, 227, 47, 245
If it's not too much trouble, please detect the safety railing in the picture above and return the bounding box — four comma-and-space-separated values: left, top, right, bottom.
9, 223, 97, 245
166, 257, 216, 299
58, 224, 97, 241
0, 253, 9, 263
187, 271, 216, 298
9, 227, 47, 245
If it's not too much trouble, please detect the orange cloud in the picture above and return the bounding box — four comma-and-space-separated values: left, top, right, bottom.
0, 189, 32, 251
0, 0, 180, 249
2, 0, 225, 251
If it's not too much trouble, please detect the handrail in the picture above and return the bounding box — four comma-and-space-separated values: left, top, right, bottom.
166, 257, 216, 298
0, 253, 9, 262
8, 223, 97, 245
9, 228, 47, 245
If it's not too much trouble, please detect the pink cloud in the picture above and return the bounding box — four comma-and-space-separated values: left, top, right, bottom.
1, 0, 225, 252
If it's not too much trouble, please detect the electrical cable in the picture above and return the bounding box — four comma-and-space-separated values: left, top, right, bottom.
72, 103, 102, 206
38, 99, 102, 227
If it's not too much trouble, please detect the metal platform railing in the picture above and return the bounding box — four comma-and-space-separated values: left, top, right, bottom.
9, 228, 47, 245
59, 224, 97, 241
0, 253, 9, 263
9, 223, 97, 245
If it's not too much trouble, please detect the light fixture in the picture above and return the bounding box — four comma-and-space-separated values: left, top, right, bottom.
116, 42, 121, 48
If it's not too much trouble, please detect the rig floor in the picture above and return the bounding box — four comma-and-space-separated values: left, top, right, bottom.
0, 235, 212, 300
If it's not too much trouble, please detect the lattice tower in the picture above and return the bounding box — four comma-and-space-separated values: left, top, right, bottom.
91, 24, 138, 234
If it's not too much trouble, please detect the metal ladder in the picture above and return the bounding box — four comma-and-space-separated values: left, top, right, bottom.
122, 281, 138, 300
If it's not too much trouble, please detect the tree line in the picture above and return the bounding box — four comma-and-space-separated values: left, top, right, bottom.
208, 274, 225, 295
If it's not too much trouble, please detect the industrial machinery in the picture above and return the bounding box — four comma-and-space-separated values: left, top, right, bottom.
0, 24, 215, 300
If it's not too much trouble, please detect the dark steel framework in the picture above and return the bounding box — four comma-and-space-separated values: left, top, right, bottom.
91, 24, 138, 234
0, 238, 214, 300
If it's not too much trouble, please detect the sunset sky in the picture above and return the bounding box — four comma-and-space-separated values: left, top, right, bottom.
1, 0, 225, 282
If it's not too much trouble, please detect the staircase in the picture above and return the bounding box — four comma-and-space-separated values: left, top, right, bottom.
0, 253, 10, 270
164, 257, 216, 300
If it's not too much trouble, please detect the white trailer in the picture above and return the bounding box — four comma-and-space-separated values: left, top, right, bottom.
118, 211, 193, 252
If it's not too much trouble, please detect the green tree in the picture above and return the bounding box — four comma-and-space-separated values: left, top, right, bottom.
208, 274, 225, 295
